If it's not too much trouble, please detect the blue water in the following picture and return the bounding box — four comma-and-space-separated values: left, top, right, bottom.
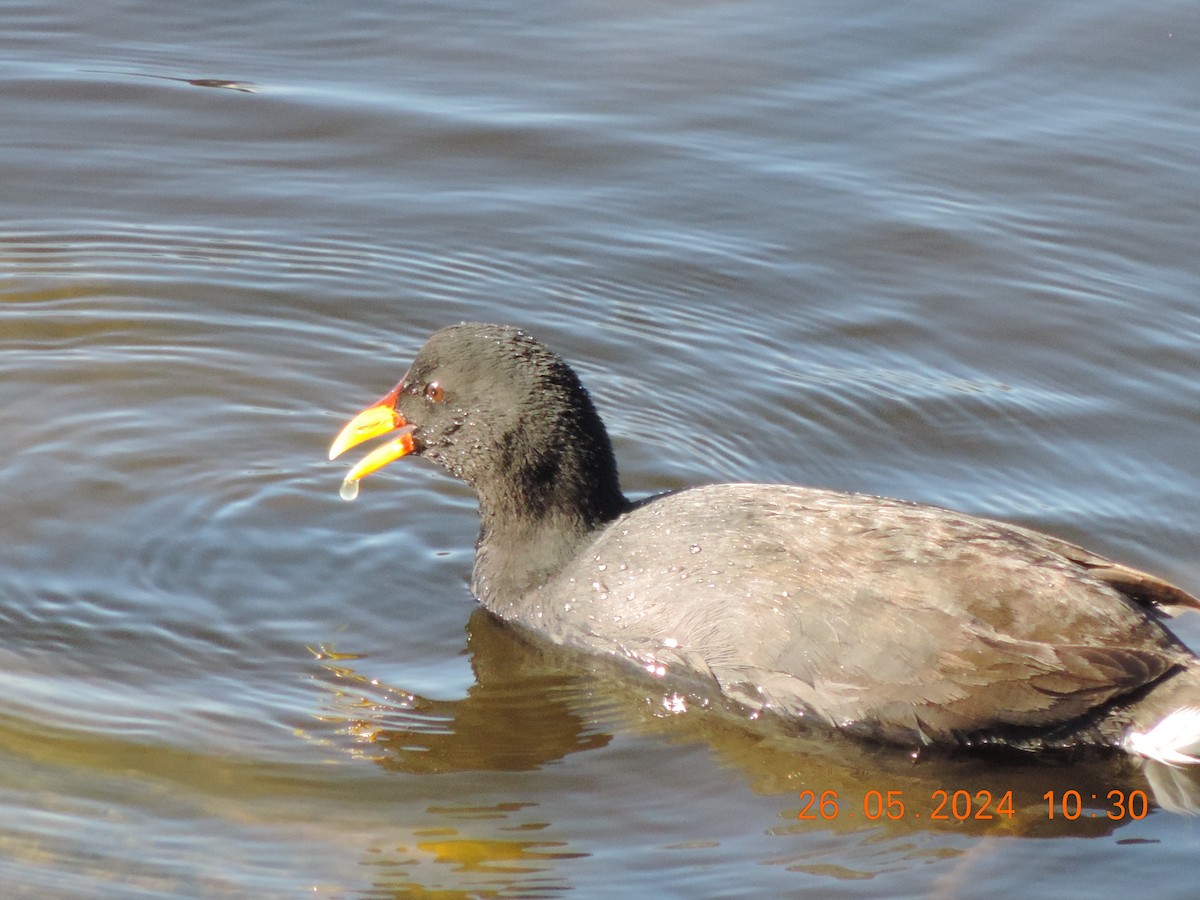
3, 0, 1200, 896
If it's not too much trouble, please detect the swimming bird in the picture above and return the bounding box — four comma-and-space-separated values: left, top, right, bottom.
329, 322, 1200, 764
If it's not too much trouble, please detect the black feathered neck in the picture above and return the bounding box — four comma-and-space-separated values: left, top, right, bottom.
394, 324, 631, 604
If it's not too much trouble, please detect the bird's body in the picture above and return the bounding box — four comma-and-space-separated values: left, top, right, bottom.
488, 483, 1196, 751
330, 323, 1200, 763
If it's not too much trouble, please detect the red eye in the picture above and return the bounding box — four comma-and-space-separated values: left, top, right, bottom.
423, 381, 445, 403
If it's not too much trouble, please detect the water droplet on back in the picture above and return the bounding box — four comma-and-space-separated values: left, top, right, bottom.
340, 479, 360, 501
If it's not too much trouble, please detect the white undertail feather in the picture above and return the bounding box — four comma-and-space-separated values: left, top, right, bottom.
1124, 707, 1200, 766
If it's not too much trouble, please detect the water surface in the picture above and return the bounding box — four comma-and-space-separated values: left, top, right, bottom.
4, 1, 1200, 896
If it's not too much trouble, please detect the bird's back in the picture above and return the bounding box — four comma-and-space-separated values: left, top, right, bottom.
508, 483, 1193, 746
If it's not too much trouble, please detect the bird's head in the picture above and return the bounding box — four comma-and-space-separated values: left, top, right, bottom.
329, 323, 623, 521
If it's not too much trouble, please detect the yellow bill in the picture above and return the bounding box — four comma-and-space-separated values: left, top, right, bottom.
329, 385, 413, 499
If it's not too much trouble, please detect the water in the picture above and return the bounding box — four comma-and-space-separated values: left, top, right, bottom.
3, 0, 1200, 896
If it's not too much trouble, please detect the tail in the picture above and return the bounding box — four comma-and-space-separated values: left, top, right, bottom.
1124, 707, 1200, 766
1120, 660, 1200, 766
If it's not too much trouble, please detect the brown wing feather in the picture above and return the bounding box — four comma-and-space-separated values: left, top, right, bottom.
1002, 522, 1200, 613
632, 487, 1195, 743
1080, 561, 1200, 613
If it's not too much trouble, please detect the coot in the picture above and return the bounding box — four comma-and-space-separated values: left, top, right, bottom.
329, 323, 1200, 763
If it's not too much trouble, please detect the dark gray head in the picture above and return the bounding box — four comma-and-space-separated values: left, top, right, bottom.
331, 322, 629, 531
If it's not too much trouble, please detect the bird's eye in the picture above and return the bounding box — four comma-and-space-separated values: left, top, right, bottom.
423, 381, 445, 403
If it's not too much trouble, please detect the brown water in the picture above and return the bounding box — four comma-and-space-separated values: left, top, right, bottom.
4, 0, 1200, 896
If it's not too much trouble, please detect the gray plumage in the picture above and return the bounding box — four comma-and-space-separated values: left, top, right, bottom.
344, 322, 1200, 758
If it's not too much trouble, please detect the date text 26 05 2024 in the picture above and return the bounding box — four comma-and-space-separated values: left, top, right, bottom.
796, 788, 1149, 822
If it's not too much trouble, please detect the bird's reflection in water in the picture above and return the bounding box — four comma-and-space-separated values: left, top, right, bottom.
315, 608, 1200, 834
313, 613, 612, 773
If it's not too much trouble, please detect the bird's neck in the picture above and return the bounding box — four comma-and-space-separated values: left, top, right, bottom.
468, 460, 628, 609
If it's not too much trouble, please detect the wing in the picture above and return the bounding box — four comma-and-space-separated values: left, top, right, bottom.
600, 485, 1194, 745
1001, 521, 1200, 614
